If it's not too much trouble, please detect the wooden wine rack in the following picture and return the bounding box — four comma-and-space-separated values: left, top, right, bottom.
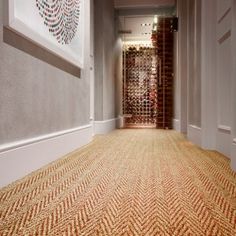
123, 17, 174, 129
123, 46, 158, 128
155, 17, 174, 129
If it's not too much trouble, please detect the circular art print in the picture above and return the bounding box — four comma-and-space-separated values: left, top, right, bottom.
36, 0, 81, 45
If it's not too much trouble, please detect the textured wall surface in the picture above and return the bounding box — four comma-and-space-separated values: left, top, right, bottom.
94, 0, 116, 121
174, 0, 189, 133
175, 0, 201, 131
187, 0, 202, 127
114, 37, 123, 118
173, 33, 179, 121
0, 0, 91, 146
94, 0, 104, 121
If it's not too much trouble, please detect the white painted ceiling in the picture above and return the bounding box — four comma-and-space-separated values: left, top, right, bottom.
120, 16, 155, 42
115, 0, 175, 9
116, 0, 175, 42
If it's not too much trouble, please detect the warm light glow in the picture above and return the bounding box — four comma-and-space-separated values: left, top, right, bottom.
153, 15, 158, 24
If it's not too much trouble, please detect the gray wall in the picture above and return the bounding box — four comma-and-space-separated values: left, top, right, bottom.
114, 37, 123, 119
114, 14, 123, 119
94, 0, 116, 121
0, 0, 91, 146
176, 0, 236, 171
174, 0, 201, 133
173, 33, 179, 122
187, 0, 202, 127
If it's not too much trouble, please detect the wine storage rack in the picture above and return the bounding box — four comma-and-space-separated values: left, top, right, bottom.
123, 45, 158, 128
154, 17, 174, 129
123, 17, 174, 129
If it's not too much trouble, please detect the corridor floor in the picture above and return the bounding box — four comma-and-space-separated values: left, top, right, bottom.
0, 129, 236, 235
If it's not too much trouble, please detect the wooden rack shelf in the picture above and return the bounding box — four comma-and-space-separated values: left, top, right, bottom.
123, 46, 158, 127
123, 17, 174, 129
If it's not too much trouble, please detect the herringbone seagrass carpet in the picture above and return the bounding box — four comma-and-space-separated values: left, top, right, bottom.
0, 130, 236, 236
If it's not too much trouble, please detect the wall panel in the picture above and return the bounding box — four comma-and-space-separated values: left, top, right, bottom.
201, 0, 217, 149
216, 1, 233, 157
174, 0, 188, 133
217, 36, 231, 129
217, 0, 231, 21
231, 0, 236, 171
187, 0, 201, 128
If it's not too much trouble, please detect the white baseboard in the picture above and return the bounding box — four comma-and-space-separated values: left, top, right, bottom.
218, 125, 231, 134
188, 125, 202, 147
231, 139, 236, 171
94, 118, 118, 134
173, 119, 180, 131
216, 130, 231, 158
0, 125, 93, 188
117, 116, 124, 129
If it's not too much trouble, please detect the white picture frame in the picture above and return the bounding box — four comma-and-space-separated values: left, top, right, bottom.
4, 0, 85, 68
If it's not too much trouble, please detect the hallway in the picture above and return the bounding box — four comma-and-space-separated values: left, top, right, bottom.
1, 130, 236, 235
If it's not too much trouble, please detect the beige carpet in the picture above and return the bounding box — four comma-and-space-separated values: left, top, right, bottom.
0, 129, 236, 235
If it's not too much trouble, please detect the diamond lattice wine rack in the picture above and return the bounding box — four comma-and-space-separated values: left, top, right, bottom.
123, 45, 158, 128
123, 17, 174, 129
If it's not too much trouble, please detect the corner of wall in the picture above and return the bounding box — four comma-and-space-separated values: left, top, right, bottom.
94, 118, 118, 134
173, 119, 181, 132
187, 125, 202, 147
231, 141, 236, 171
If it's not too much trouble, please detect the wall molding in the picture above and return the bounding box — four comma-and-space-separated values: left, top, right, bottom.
94, 118, 118, 134
188, 125, 202, 147
218, 125, 231, 134
173, 119, 181, 132
117, 116, 124, 129
218, 30, 231, 44
218, 7, 231, 24
0, 125, 92, 154
216, 130, 231, 158
0, 124, 93, 188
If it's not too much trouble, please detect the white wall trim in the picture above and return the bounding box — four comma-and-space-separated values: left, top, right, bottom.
233, 138, 236, 145
188, 125, 202, 147
0, 124, 93, 188
0, 125, 92, 154
218, 125, 232, 133
173, 119, 181, 132
117, 115, 124, 129
94, 118, 118, 134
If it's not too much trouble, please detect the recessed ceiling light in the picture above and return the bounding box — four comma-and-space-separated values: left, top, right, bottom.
141, 23, 152, 27
141, 32, 152, 35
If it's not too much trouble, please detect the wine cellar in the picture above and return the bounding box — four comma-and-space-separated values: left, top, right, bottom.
123, 17, 174, 129
123, 45, 158, 128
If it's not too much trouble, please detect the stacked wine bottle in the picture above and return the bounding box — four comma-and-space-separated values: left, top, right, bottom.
123, 45, 158, 127
155, 17, 174, 129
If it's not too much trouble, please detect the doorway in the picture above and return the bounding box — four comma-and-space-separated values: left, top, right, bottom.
122, 16, 174, 129
123, 44, 157, 128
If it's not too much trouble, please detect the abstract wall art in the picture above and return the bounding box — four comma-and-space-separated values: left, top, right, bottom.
36, 0, 81, 45
4, 0, 86, 68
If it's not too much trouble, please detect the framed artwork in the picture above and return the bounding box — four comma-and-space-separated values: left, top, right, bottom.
4, 0, 85, 68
